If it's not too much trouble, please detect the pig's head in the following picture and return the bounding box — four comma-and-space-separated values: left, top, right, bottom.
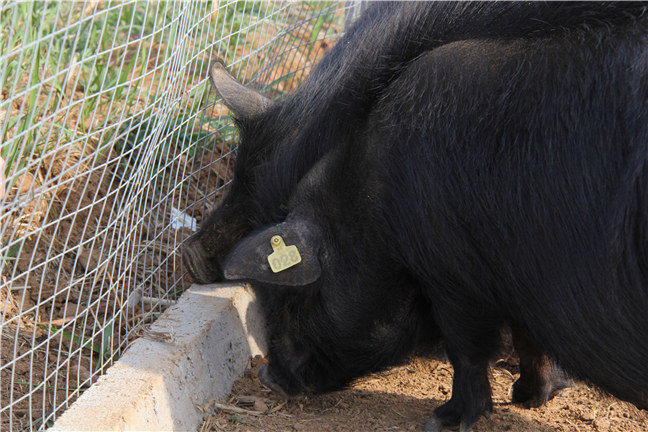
182, 62, 279, 283
222, 196, 436, 395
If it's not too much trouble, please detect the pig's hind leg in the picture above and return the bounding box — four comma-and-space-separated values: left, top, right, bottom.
510, 329, 571, 407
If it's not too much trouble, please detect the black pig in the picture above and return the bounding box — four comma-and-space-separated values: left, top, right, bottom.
184, 3, 648, 431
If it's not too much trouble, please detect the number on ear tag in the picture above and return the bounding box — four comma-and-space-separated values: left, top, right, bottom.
267, 235, 301, 273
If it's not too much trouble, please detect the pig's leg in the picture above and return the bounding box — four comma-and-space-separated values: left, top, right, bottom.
511, 329, 571, 407
424, 307, 501, 432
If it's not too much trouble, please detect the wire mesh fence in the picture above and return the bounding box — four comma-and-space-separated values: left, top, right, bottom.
0, 1, 348, 429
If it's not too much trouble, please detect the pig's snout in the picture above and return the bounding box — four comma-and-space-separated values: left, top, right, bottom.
181, 239, 222, 284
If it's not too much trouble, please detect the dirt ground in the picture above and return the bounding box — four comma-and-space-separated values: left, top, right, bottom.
200, 354, 648, 432
1, 4, 343, 429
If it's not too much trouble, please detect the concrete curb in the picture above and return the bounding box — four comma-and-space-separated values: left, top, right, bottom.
50, 283, 266, 431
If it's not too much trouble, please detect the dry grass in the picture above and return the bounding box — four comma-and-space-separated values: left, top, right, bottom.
0, 1, 345, 429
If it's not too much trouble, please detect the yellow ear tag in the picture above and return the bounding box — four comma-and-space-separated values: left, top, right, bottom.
267, 235, 302, 273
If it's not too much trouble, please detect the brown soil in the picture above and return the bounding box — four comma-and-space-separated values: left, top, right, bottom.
200, 355, 648, 432
1, 4, 343, 428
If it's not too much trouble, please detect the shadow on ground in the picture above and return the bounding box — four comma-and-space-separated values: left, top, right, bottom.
200, 354, 592, 432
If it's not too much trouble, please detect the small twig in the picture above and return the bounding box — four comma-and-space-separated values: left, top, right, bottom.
198, 416, 213, 432
267, 400, 287, 414
321, 399, 341, 413
141, 295, 176, 307
213, 402, 263, 416
392, 409, 405, 418
37, 316, 77, 326
141, 329, 172, 341
491, 365, 516, 382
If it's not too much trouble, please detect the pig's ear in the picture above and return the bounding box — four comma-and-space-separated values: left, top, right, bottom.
222, 219, 321, 286
209, 61, 273, 119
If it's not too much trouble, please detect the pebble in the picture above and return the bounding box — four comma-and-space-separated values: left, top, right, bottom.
580, 411, 596, 422
253, 399, 268, 412
594, 418, 610, 431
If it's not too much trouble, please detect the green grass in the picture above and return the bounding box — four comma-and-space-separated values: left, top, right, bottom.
39, 320, 116, 362
0, 1, 269, 179
0, 1, 343, 184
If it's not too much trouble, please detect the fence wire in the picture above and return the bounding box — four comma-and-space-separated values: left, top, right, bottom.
0, 1, 348, 429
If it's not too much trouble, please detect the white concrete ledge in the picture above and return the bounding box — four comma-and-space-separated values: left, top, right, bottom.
50, 284, 266, 431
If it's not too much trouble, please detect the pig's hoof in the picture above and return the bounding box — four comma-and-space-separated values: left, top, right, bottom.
423, 416, 445, 432
459, 421, 474, 432
424, 415, 476, 432
511, 375, 571, 408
